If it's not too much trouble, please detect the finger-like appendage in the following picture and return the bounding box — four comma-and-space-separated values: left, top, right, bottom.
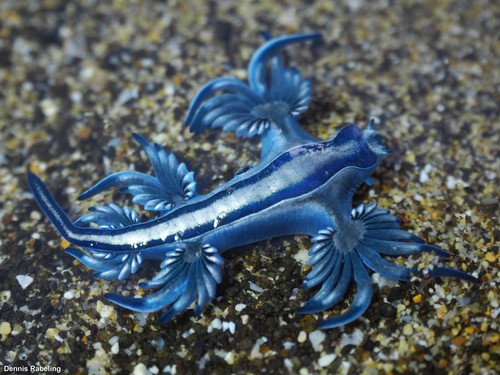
185, 77, 260, 128
361, 237, 450, 257
75, 203, 141, 229
248, 33, 322, 94
428, 267, 477, 281
299, 253, 352, 314
67, 247, 143, 281
105, 272, 188, 313
356, 243, 415, 281
317, 253, 373, 329
78, 171, 157, 200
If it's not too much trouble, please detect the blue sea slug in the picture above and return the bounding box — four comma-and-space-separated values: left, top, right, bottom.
28, 33, 475, 329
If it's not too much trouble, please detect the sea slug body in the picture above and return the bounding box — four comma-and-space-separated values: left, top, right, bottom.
28, 33, 475, 329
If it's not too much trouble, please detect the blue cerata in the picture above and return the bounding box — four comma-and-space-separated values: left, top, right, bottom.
28, 33, 475, 329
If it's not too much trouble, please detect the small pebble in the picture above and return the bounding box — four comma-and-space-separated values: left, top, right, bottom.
63, 290, 75, 300
403, 324, 414, 336
241, 315, 249, 325
0, 321, 12, 335
235, 303, 246, 312
485, 252, 495, 263
318, 354, 336, 367
297, 331, 307, 343
249, 282, 264, 293
211, 318, 222, 330
309, 330, 326, 352
16, 275, 33, 289
413, 294, 422, 303
224, 351, 235, 365
111, 342, 119, 355
133, 363, 149, 375
340, 329, 364, 346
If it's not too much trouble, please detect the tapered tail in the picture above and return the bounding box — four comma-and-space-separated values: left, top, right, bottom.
27, 171, 79, 243
27, 171, 126, 252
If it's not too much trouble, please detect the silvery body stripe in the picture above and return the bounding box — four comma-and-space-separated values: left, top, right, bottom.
31, 128, 376, 252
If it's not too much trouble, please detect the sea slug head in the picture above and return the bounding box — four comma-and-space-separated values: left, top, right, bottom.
362, 119, 390, 158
